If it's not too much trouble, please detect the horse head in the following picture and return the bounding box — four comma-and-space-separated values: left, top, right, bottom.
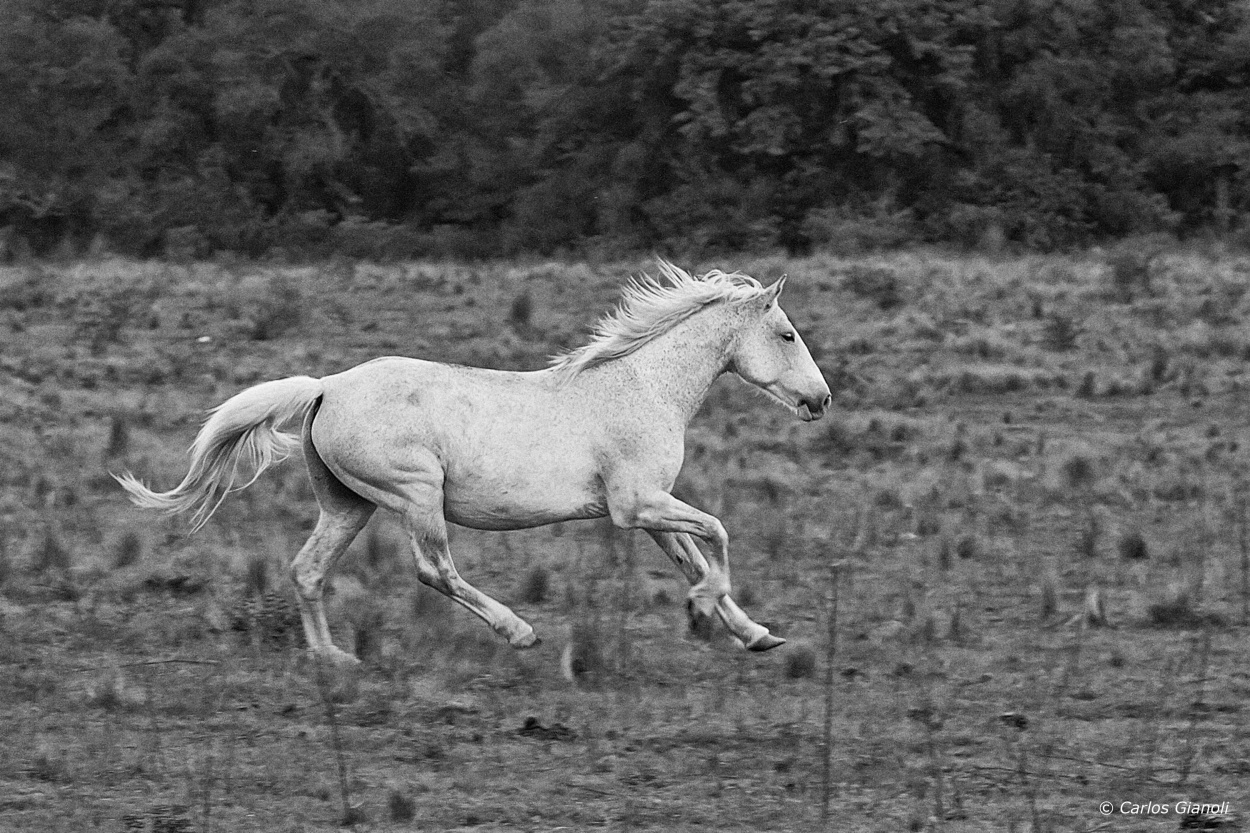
729, 276, 832, 422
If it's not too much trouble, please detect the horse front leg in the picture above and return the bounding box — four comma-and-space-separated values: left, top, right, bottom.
609, 489, 782, 651
647, 530, 785, 652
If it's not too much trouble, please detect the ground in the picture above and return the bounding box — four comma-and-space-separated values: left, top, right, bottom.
1, 249, 1249, 831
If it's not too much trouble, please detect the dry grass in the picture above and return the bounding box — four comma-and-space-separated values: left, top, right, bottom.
3, 251, 1250, 830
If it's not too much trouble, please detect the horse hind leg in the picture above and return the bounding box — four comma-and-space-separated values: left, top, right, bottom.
400, 494, 538, 649
290, 416, 375, 664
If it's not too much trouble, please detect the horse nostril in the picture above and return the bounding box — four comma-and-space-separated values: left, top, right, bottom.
801, 395, 828, 416
821, 393, 832, 411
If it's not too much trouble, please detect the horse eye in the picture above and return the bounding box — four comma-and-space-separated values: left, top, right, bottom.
781, 331, 796, 343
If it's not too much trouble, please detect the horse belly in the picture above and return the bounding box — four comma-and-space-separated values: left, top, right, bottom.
442, 463, 607, 531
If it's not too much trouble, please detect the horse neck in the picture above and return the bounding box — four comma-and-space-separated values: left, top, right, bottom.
619, 303, 740, 423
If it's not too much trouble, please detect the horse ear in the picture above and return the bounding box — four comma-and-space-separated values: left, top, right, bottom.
765, 275, 787, 304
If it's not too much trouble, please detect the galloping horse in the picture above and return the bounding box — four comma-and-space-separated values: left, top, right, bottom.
117, 261, 831, 663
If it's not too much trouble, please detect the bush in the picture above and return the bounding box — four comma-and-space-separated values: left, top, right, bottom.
1060, 453, 1097, 489
562, 619, 607, 684
359, 525, 402, 579
508, 289, 535, 329
250, 277, 303, 341
1146, 587, 1205, 628
329, 218, 428, 261
1042, 314, 1080, 352
105, 413, 130, 458
111, 529, 144, 569
954, 535, 979, 561
0, 271, 55, 311
1105, 237, 1170, 300
1076, 370, 1097, 398
33, 531, 71, 575
843, 266, 904, 310
519, 565, 550, 604
388, 790, 416, 823
244, 554, 270, 597
1118, 530, 1149, 561
351, 602, 386, 662
801, 206, 917, 254
933, 204, 1008, 251
784, 645, 817, 679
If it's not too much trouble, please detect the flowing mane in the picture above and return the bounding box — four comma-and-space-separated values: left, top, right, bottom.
548, 260, 766, 381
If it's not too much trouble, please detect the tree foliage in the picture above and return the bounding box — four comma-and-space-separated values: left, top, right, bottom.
0, 0, 1248, 256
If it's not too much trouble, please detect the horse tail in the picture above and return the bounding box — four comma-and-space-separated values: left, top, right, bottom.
114, 376, 325, 531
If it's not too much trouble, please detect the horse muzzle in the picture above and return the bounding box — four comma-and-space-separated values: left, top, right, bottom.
797, 393, 832, 422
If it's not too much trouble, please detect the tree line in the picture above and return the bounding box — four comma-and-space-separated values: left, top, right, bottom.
1, 0, 1247, 258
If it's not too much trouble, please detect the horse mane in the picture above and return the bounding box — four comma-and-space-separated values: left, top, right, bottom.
548, 259, 766, 382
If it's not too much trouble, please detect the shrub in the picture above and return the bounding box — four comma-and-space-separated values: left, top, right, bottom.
85, 671, 138, 712
329, 218, 428, 260
1117, 530, 1149, 561
1076, 370, 1097, 398
26, 749, 70, 783
250, 277, 302, 341
76, 291, 136, 355
843, 266, 903, 310
933, 203, 1006, 251
1041, 313, 1080, 352
351, 602, 386, 663
784, 645, 817, 679
1106, 247, 1158, 300
1039, 573, 1058, 620
33, 530, 71, 575
736, 584, 757, 608
1077, 512, 1099, 559
508, 289, 534, 329
1146, 586, 1208, 628
801, 206, 917, 254
111, 529, 144, 569
915, 509, 942, 537
814, 422, 857, 457
388, 789, 416, 823
519, 565, 550, 604
105, 413, 130, 458
244, 553, 270, 597
360, 526, 401, 577
562, 619, 607, 684
0, 271, 54, 311
1060, 453, 1097, 489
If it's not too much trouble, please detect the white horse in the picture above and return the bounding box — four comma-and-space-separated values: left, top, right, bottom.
116, 261, 831, 663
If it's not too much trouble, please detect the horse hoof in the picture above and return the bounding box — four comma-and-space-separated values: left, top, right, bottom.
311, 647, 361, 667
510, 631, 541, 650
746, 632, 786, 652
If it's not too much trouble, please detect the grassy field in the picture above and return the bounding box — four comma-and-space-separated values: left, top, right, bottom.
2, 249, 1250, 831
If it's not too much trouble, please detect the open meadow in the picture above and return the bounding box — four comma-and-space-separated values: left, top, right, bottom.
2, 250, 1250, 831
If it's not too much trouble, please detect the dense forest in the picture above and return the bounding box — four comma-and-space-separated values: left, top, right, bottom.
1, 0, 1248, 258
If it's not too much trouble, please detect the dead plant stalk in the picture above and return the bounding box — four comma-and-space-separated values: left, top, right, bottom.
821, 558, 843, 827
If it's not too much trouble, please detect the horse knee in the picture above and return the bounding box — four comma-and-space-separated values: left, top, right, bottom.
607, 502, 644, 530
690, 572, 729, 600
290, 560, 323, 601
413, 560, 452, 594
708, 518, 729, 553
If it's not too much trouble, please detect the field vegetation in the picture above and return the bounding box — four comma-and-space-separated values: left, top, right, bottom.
2, 249, 1250, 831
